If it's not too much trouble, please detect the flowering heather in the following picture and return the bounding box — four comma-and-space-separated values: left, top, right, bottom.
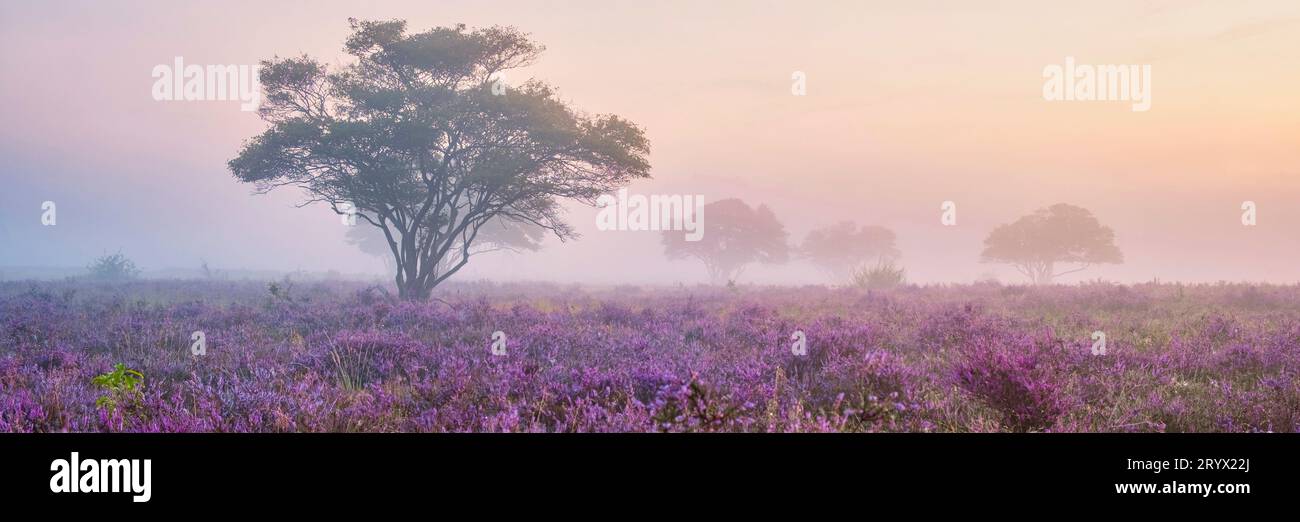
0, 280, 1297, 432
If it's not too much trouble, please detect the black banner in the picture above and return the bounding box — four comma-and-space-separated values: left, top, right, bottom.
1, 434, 1291, 511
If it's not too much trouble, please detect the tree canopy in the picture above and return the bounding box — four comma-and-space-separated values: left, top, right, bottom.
662, 198, 789, 285
229, 19, 650, 299
981, 203, 1122, 285
801, 221, 899, 283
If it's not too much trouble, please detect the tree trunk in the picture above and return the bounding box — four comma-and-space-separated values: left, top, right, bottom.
394, 256, 431, 300
706, 263, 743, 286
1034, 262, 1054, 285
709, 270, 728, 286
397, 277, 431, 300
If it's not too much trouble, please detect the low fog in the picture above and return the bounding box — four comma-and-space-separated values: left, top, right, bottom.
3, 1, 1299, 286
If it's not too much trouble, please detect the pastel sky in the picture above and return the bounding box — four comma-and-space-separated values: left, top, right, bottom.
2, 0, 1298, 284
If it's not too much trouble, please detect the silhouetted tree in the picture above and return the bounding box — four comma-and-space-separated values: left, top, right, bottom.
981, 203, 1122, 285
801, 221, 899, 283
229, 19, 650, 299
662, 198, 788, 284
87, 252, 140, 281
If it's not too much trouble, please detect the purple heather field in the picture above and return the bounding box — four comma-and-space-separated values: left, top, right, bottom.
1, 279, 1296, 433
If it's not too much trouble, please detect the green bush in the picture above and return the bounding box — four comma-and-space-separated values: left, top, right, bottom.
92, 363, 144, 413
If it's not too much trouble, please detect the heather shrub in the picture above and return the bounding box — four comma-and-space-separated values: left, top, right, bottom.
815, 349, 924, 431
648, 377, 749, 432
309, 331, 428, 390
951, 335, 1066, 432
0, 279, 1297, 432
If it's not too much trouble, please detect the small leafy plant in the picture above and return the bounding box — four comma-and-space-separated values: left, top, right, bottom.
92, 363, 145, 414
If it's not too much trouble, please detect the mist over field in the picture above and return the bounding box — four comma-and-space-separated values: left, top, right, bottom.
3, 0, 1300, 285
2, 1, 1300, 435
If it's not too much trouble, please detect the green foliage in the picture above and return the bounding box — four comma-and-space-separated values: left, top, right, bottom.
87, 252, 140, 281
92, 363, 145, 413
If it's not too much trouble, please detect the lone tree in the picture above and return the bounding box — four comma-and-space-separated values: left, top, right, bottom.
981, 203, 1122, 285
87, 252, 141, 281
801, 221, 899, 283
229, 19, 650, 299
662, 198, 789, 284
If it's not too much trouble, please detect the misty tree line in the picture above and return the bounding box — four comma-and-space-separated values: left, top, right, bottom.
211, 19, 1121, 300
654, 199, 1121, 287
340, 194, 1122, 289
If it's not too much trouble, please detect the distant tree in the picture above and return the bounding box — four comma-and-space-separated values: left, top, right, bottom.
981, 203, 1122, 285
346, 213, 543, 276
662, 198, 789, 284
801, 221, 899, 283
228, 19, 650, 300
87, 252, 140, 281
